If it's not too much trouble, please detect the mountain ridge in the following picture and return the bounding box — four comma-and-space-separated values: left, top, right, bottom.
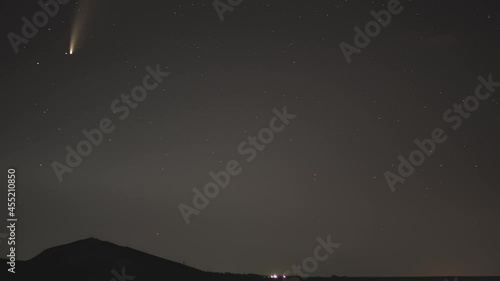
2, 238, 499, 281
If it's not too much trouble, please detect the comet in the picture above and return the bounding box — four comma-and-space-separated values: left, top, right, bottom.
69, 0, 92, 55
69, 16, 79, 54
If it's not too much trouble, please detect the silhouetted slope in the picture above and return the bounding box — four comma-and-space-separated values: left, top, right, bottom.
2, 238, 499, 281
2, 237, 207, 281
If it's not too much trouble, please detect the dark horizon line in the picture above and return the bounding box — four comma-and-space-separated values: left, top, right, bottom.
1, 236, 498, 278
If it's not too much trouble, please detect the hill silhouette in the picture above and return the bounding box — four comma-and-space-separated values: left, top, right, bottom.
1, 237, 268, 281
1, 238, 498, 281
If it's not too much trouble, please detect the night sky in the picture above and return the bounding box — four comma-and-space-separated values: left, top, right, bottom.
1, 0, 500, 277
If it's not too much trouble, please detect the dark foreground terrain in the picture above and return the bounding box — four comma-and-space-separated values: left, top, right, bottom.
1, 238, 499, 281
